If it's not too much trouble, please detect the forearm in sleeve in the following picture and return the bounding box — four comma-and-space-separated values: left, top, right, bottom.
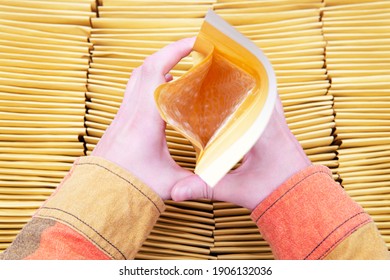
251, 165, 390, 260
0, 156, 165, 260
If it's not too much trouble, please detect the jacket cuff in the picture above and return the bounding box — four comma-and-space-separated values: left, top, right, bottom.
35, 156, 165, 260
251, 165, 372, 260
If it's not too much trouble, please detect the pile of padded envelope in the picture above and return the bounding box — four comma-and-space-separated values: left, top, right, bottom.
0, 0, 95, 252
0, 0, 388, 259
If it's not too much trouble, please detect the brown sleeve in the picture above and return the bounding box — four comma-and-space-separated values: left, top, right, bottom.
1, 156, 165, 260
324, 222, 389, 260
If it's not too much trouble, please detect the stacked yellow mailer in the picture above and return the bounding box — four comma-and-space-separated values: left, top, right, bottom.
0, 0, 96, 252
86, 0, 216, 260
211, 0, 333, 259
136, 200, 215, 260
323, 0, 390, 249
212, 202, 273, 260
1, 0, 388, 258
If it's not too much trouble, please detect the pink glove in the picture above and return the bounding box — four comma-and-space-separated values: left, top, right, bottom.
92, 37, 205, 200
172, 97, 311, 210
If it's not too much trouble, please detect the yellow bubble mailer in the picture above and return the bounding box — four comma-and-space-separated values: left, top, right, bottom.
155, 11, 276, 187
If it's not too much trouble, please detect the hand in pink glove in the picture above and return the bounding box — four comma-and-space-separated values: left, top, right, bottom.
92, 37, 205, 200
172, 97, 311, 210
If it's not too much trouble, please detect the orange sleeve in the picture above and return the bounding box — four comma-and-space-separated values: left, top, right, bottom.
251, 165, 389, 260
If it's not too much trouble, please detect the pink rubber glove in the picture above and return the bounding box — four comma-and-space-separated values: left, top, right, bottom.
171, 97, 311, 210
92, 37, 205, 200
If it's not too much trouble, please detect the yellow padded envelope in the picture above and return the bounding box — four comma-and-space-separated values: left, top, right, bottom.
155, 11, 276, 187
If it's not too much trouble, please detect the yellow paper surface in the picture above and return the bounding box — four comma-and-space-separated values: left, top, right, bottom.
87, 78, 126, 89
309, 154, 337, 163
0, 24, 88, 42
90, 98, 121, 108
336, 126, 389, 133
0, 141, 83, 149
0, 92, 84, 103
219, 9, 319, 26
87, 109, 116, 120
0, 78, 86, 92
0, 71, 86, 85
338, 144, 390, 155
0, 5, 95, 18
249, 29, 322, 41
295, 128, 333, 142
85, 113, 113, 125
0, 0, 92, 12
0, 160, 72, 171
337, 162, 390, 174
85, 121, 108, 131
284, 100, 333, 112
100, 0, 214, 6
339, 149, 390, 161
0, 120, 83, 128
0, 134, 80, 142
84, 136, 100, 145
284, 105, 332, 118
92, 18, 203, 29
0, 147, 83, 156
288, 115, 334, 130
0, 127, 84, 138
88, 83, 124, 96
90, 62, 133, 72
86, 127, 104, 138
0, 59, 89, 71
0, 99, 84, 109
340, 138, 390, 148
0, 38, 89, 53
281, 95, 333, 106
86, 101, 119, 114
299, 136, 334, 150
166, 142, 195, 152
335, 102, 390, 109
305, 145, 338, 156
0, 22, 90, 39
0, 32, 92, 49
0, 111, 84, 122
0, 187, 53, 195
287, 109, 334, 123
324, 1, 389, 9
88, 67, 129, 78
86, 92, 123, 103
99, 11, 207, 18
92, 32, 196, 41
0, 106, 85, 115
291, 122, 335, 136
338, 110, 390, 121
337, 132, 390, 141
99, 5, 209, 13
0, 181, 58, 188
0, 52, 89, 65
88, 74, 128, 85
342, 168, 390, 179
335, 95, 390, 102
0, 154, 76, 163
0, 11, 90, 26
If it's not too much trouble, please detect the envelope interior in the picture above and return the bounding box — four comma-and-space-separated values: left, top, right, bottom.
156, 51, 256, 152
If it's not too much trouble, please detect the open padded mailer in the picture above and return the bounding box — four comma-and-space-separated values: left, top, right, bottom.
155, 11, 276, 187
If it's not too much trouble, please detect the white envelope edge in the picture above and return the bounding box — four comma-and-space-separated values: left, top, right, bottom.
195, 10, 277, 187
